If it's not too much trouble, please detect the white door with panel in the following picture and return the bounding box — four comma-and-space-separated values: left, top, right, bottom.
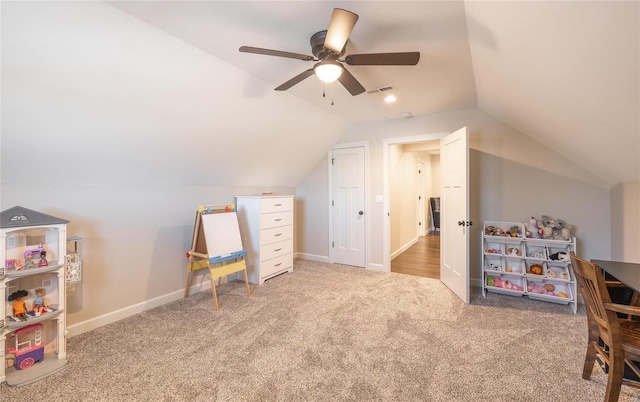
440, 127, 470, 303
331, 147, 366, 267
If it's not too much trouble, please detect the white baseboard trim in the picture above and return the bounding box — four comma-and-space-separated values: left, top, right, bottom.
368, 262, 385, 272
66, 277, 213, 338
391, 237, 418, 260
295, 252, 329, 263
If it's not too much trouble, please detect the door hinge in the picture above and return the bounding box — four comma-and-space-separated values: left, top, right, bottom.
332, 241, 334, 248
331, 200, 334, 206
419, 222, 422, 226
418, 195, 421, 200
331, 158, 335, 165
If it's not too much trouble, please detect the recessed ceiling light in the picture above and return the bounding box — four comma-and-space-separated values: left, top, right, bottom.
384, 94, 397, 103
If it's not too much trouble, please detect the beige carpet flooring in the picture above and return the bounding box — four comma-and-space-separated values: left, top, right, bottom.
2, 259, 639, 401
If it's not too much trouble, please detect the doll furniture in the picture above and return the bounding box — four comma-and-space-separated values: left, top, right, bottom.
1, 206, 68, 386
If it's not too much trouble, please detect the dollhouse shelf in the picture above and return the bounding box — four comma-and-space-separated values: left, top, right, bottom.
1, 206, 69, 386
2, 264, 63, 279
4, 308, 62, 330
4, 355, 67, 387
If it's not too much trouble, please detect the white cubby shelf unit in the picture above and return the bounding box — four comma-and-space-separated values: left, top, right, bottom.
482, 221, 577, 314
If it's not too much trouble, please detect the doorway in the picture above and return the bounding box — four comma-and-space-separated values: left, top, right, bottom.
383, 135, 443, 279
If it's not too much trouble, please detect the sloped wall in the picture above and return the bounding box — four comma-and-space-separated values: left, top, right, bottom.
1, 1, 348, 332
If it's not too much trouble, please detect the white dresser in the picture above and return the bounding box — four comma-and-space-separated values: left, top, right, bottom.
235, 195, 294, 284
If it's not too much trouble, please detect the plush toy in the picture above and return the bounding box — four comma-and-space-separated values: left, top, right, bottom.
537, 215, 555, 239
507, 247, 521, 256
549, 251, 570, 261
486, 262, 502, 271
536, 215, 573, 240
553, 219, 573, 241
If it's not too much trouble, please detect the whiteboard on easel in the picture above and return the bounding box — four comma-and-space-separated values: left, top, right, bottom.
201, 212, 244, 258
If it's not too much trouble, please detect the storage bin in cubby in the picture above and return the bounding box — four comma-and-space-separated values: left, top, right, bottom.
504, 244, 524, 257
484, 221, 524, 239
485, 273, 525, 295
504, 258, 524, 274
484, 256, 503, 272
484, 241, 504, 255
547, 244, 571, 262
526, 279, 573, 303
546, 264, 570, 281
525, 260, 546, 276
525, 243, 547, 259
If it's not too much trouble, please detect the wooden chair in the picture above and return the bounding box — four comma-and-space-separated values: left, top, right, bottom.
569, 252, 640, 401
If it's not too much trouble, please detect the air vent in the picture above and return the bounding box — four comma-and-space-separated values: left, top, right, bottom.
367, 85, 396, 94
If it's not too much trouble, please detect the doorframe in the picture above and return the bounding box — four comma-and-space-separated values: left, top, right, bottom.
417, 159, 426, 237
383, 133, 447, 273
328, 141, 370, 268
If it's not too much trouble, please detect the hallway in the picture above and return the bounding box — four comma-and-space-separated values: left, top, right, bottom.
391, 233, 440, 279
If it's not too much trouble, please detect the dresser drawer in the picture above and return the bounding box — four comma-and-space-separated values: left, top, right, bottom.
260, 197, 293, 214
260, 239, 293, 262
260, 211, 292, 229
261, 253, 293, 278
261, 225, 293, 245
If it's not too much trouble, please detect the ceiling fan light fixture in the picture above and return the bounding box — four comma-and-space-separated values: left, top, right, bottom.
314, 61, 343, 83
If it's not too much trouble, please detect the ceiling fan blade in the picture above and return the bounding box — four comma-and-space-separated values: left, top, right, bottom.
274, 69, 315, 91
239, 46, 314, 61
337, 68, 365, 96
345, 52, 421, 66
324, 8, 359, 53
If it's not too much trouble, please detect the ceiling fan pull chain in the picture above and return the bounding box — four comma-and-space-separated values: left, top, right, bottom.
331, 84, 335, 106
322, 83, 326, 98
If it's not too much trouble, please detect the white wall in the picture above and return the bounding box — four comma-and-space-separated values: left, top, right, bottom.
1, 1, 349, 333
297, 108, 612, 281
430, 155, 441, 197
610, 181, 640, 263
389, 145, 419, 255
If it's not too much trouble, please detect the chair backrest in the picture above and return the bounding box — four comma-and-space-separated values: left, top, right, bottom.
569, 252, 621, 346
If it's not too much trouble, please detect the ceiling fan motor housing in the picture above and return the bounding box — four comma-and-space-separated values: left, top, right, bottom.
310, 30, 345, 60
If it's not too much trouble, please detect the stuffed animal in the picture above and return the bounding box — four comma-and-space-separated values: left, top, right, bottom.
549, 251, 570, 261
553, 219, 573, 241
536, 215, 573, 240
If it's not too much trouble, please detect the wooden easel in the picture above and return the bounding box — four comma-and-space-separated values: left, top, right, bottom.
184, 204, 251, 310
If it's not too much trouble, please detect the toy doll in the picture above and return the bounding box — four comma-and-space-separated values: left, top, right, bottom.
25, 254, 36, 269
8, 290, 29, 321
33, 288, 48, 316
13, 258, 25, 270
38, 250, 48, 267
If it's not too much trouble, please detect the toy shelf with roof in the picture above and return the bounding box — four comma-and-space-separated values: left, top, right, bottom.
1, 206, 69, 386
482, 220, 577, 314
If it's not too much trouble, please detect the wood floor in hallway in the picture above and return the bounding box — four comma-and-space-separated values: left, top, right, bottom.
391, 233, 440, 279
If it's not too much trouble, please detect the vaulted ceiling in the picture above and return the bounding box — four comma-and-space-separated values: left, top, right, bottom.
108, 1, 639, 186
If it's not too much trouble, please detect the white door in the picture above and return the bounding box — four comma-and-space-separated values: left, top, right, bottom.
417, 161, 425, 236
440, 127, 470, 303
332, 147, 366, 267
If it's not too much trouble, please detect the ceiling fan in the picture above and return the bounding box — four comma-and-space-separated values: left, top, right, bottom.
239, 8, 420, 96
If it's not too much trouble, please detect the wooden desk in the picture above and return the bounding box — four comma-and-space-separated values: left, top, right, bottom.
591, 259, 640, 293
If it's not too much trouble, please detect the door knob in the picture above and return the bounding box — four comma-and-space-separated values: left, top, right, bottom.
359, 211, 364, 216
458, 220, 465, 226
